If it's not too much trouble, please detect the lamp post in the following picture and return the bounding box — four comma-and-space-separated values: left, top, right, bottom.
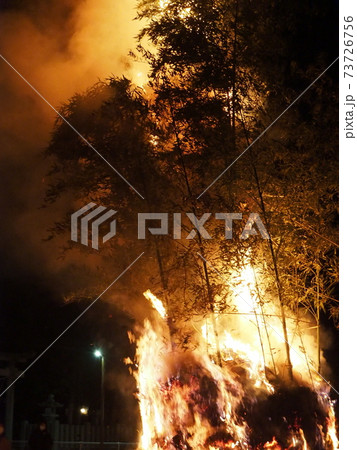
79, 407, 88, 430
94, 349, 105, 450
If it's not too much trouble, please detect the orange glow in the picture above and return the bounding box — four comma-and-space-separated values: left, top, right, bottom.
131, 262, 338, 449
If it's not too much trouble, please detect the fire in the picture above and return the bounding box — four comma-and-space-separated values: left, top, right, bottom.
224, 259, 322, 385
263, 437, 281, 449
179, 7, 191, 19
201, 324, 274, 394
298, 429, 308, 450
134, 320, 249, 449
326, 399, 339, 449
159, 0, 170, 9
129, 261, 339, 449
143, 289, 167, 319
134, 72, 146, 88
158, 0, 191, 20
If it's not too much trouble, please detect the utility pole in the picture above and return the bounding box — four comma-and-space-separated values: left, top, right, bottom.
101, 354, 105, 449
94, 350, 105, 450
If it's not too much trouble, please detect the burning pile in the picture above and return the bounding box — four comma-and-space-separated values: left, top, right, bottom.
126, 265, 338, 449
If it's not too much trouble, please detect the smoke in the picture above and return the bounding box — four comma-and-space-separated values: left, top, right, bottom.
0, 4, 147, 431
0, 0, 141, 102
0, 0, 143, 293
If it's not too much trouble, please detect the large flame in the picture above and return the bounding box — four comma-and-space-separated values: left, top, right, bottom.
133, 319, 249, 449
128, 260, 338, 449
143, 289, 167, 319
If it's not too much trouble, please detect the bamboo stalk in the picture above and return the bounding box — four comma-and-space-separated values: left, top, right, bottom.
252, 266, 277, 376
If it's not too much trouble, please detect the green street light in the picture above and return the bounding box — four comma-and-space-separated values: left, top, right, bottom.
94, 349, 103, 358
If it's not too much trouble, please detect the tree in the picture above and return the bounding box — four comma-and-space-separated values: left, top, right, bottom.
133, 0, 338, 380
46, 0, 338, 383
